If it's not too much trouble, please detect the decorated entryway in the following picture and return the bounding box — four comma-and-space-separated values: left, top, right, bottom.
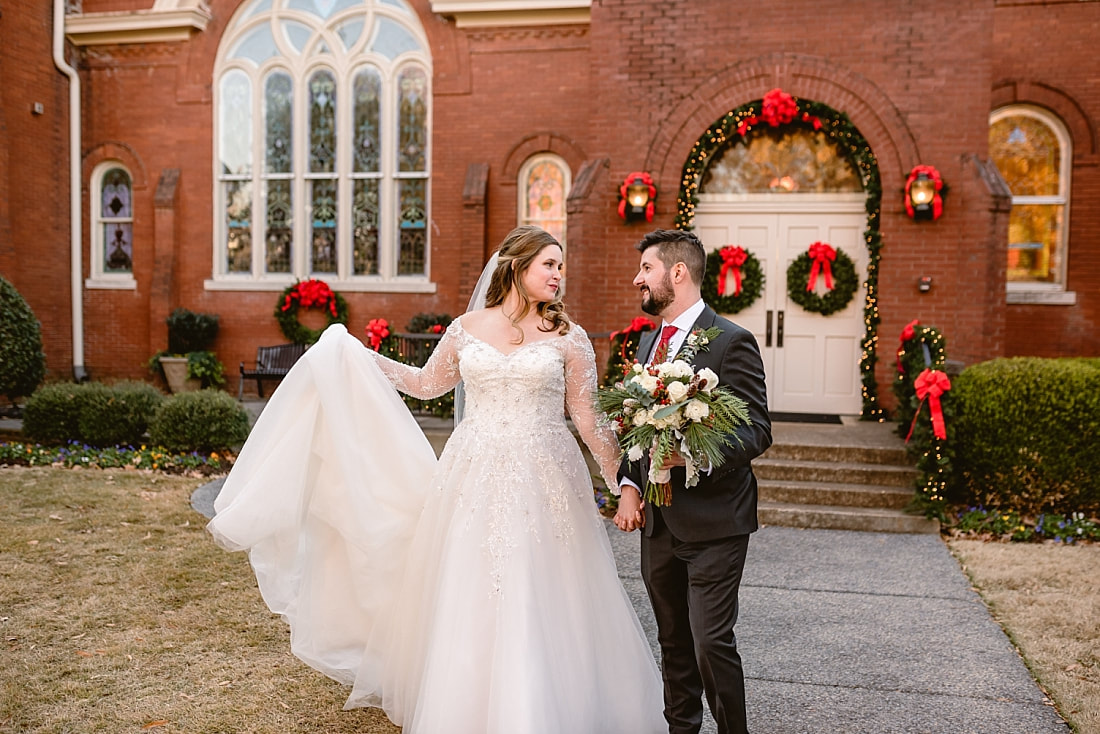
677, 89, 885, 418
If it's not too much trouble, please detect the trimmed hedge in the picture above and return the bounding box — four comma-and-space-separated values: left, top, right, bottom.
23, 381, 165, 447
148, 389, 250, 452
0, 275, 47, 402
952, 357, 1100, 515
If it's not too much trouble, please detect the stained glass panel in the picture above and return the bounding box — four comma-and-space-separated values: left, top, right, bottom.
524, 160, 566, 242
1007, 204, 1063, 283
101, 168, 131, 218
265, 72, 293, 174
103, 223, 133, 274
371, 17, 421, 59
398, 178, 426, 274
700, 127, 862, 194
397, 67, 427, 173
265, 179, 293, 273
990, 116, 1060, 197
353, 179, 380, 275
309, 70, 337, 173
219, 71, 251, 176
310, 179, 338, 273
353, 68, 381, 172
224, 180, 253, 273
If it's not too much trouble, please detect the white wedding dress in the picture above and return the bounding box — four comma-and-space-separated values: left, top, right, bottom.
208, 319, 666, 733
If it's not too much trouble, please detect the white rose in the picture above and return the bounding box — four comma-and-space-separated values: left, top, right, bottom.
632, 408, 650, 427
671, 360, 694, 379
684, 399, 710, 422
631, 362, 645, 374
696, 367, 719, 393
636, 374, 659, 394
627, 444, 644, 462
666, 381, 689, 403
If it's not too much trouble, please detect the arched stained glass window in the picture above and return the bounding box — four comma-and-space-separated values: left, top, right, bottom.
990, 106, 1071, 290
518, 154, 570, 246
700, 127, 861, 195
213, 0, 432, 289
88, 162, 136, 289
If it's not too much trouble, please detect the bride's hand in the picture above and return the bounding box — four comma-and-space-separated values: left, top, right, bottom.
613, 486, 645, 532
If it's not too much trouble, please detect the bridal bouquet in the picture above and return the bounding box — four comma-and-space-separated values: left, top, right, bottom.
596, 327, 751, 507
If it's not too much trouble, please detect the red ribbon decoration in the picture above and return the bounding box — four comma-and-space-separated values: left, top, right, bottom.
718, 246, 747, 297
610, 317, 656, 361
906, 368, 951, 442
365, 318, 390, 351
617, 171, 657, 222
904, 165, 945, 221
896, 319, 920, 373
761, 88, 798, 127
282, 279, 338, 317
805, 242, 836, 292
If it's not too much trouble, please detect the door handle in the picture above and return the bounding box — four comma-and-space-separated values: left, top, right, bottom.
765, 310, 773, 348
777, 310, 784, 348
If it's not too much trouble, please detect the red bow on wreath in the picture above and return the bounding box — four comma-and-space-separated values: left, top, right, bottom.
610, 317, 657, 361
365, 318, 390, 351
896, 319, 920, 373
761, 88, 798, 127
907, 368, 951, 442
283, 279, 338, 317
617, 171, 657, 222
904, 165, 945, 221
718, 246, 748, 297
805, 242, 836, 292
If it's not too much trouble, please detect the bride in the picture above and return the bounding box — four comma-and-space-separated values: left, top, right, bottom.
207, 225, 666, 733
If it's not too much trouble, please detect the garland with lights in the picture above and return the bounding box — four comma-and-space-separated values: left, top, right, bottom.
275, 279, 349, 345
702, 246, 764, 314
892, 320, 953, 517
674, 89, 886, 419
785, 244, 859, 316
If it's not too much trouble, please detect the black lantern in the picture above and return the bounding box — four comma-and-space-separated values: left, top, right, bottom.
618, 171, 656, 223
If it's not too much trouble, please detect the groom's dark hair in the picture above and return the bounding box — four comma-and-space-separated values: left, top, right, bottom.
635, 229, 706, 286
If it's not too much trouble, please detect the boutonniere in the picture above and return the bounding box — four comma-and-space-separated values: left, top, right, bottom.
678, 326, 721, 362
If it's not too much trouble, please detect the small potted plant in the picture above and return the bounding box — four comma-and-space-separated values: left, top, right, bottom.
148, 308, 225, 393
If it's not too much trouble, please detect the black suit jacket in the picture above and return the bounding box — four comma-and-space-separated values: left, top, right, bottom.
619, 306, 772, 541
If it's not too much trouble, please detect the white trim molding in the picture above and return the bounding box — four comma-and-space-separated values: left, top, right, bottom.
66, 0, 212, 46
430, 0, 589, 27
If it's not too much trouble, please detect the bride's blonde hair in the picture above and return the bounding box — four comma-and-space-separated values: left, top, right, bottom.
484, 225, 571, 342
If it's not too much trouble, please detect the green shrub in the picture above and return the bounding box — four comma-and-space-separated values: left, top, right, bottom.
0, 275, 47, 402
167, 308, 219, 354
952, 357, 1100, 515
148, 390, 250, 452
22, 383, 86, 443
76, 381, 164, 447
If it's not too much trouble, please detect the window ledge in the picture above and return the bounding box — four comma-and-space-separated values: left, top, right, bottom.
204, 279, 437, 294
1006, 289, 1077, 306
85, 277, 137, 290
66, 0, 212, 46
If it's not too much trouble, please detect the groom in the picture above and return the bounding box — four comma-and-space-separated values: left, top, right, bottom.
615, 229, 772, 734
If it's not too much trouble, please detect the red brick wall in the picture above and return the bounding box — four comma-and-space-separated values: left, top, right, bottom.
0, 0, 75, 380
8, 0, 1098, 406
993, 0, 1100, 357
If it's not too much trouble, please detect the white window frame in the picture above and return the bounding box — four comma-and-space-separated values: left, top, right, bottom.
86, 161, 137, 290
207, 0, 434, 294
517, 153, 570, 248
991, 105, 1075, 306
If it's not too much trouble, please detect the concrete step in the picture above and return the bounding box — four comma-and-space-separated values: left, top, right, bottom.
754, 457, 917, 488
758, 478, 912, 510
763, 441, 909, 465
759, 501, 940, 534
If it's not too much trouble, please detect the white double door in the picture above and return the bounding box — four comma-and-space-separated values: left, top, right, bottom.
694, 194, 868, 415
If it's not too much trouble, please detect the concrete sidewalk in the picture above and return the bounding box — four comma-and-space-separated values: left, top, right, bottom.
606, 523, 1070, 734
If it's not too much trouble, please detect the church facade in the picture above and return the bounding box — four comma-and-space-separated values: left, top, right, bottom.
2, 0, 1097, 415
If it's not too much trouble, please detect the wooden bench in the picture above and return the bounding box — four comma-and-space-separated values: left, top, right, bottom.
238, 343, 309, 399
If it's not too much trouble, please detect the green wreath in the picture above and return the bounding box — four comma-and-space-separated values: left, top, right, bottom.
786, 246, 859, 316
274, 279, 350, 345
702, 248, 764, 314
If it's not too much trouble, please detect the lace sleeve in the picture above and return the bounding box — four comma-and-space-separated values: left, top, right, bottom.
368, 323, 462, 400
563, 325, 623, 493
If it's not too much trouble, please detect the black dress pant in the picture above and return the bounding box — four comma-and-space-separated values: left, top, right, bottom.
642, 517, 750, 734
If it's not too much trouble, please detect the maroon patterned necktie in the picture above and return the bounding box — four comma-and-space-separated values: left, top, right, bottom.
651, 325, 678, 365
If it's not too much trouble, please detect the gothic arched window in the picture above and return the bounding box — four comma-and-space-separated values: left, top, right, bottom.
517, 154, 570, 247
990, 106, 1073, 301
212, 0, 432, 291
88, 163, 136, 289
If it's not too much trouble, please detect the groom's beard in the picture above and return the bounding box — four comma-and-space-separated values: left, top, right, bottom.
639, 273, 674, 316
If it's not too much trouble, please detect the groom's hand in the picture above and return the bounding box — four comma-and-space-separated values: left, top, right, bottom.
614, 485, 645, 532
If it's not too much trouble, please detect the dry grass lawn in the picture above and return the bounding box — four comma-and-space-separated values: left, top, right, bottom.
3, 465, 1097, 733
949, 538, 1100, 734
0, 466, 399, 733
